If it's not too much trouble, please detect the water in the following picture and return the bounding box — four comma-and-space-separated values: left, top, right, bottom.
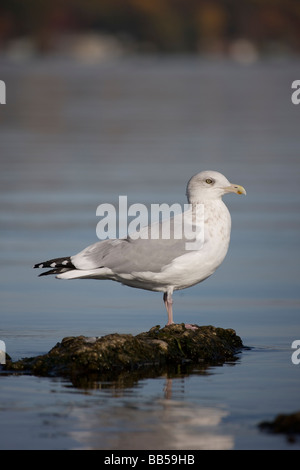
0, 55, 300, 450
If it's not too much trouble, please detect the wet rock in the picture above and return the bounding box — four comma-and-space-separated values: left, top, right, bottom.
259, 411, 300, 442
3, 324, 243, 381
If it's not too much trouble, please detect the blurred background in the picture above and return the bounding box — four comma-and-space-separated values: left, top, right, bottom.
1, 0, 300, 59
0, 0, 300, 450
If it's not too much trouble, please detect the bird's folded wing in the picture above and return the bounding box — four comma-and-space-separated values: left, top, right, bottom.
71, 214, 201, 274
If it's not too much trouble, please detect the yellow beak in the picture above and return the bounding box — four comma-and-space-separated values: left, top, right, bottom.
225, 184, 247, 195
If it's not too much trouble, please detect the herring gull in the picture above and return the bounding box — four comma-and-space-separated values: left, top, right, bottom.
34, 170, 246, 327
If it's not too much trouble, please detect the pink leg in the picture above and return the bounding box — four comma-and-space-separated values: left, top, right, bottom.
163, 292, 174, 325
163, 292, 198, 330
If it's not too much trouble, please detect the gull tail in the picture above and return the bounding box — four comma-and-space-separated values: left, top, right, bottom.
33, 256, 75, 277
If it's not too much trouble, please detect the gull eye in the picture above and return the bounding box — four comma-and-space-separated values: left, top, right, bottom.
205, 178, 213, 184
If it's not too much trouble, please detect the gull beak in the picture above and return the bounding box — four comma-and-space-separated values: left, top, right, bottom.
225, 183, 247, 196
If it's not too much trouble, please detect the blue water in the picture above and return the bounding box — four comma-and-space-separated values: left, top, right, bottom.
0, 56, 300, 449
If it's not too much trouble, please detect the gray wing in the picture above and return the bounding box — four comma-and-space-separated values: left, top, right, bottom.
72, 236, 189, 273
72, 215, 192, 273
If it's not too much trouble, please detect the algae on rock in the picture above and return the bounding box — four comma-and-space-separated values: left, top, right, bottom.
4, 324, 243, 382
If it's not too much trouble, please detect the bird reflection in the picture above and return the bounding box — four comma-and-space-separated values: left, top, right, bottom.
69, 374, 234, 450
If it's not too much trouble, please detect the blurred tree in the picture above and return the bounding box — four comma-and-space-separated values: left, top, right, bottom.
0, 0, 299, 54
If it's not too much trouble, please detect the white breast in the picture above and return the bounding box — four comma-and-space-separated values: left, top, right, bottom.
118, 199, 232, 292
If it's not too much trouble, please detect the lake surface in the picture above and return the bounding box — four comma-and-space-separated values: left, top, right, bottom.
0, 55, 300, 450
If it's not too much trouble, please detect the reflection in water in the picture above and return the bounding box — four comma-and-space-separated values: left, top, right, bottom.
71, 401, 233, 450
65, 361, 211, 390
70, 376, 233, 450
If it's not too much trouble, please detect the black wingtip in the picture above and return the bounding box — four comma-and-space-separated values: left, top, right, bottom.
38, 270, 53, 277
38, 268, 65, 277
33, 257, 74, 271
33, 263, 43, 269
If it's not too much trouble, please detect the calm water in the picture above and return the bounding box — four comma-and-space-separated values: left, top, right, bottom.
0, 55, 300, 450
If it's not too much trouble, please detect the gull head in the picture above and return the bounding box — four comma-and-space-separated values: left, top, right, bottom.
186, 170, 246, 203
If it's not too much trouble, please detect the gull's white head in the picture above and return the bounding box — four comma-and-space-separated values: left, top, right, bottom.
186, 170, 246, 203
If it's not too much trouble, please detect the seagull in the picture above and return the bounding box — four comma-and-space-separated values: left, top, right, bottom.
34, 171, 246, 327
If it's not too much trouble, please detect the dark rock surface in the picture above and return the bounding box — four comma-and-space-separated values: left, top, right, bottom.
3, 324, 243, 382
259, 411, 300, 442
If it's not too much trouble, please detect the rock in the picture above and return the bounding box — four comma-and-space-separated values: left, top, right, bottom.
3, 324, 243, 383
259, 411, 300, 442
